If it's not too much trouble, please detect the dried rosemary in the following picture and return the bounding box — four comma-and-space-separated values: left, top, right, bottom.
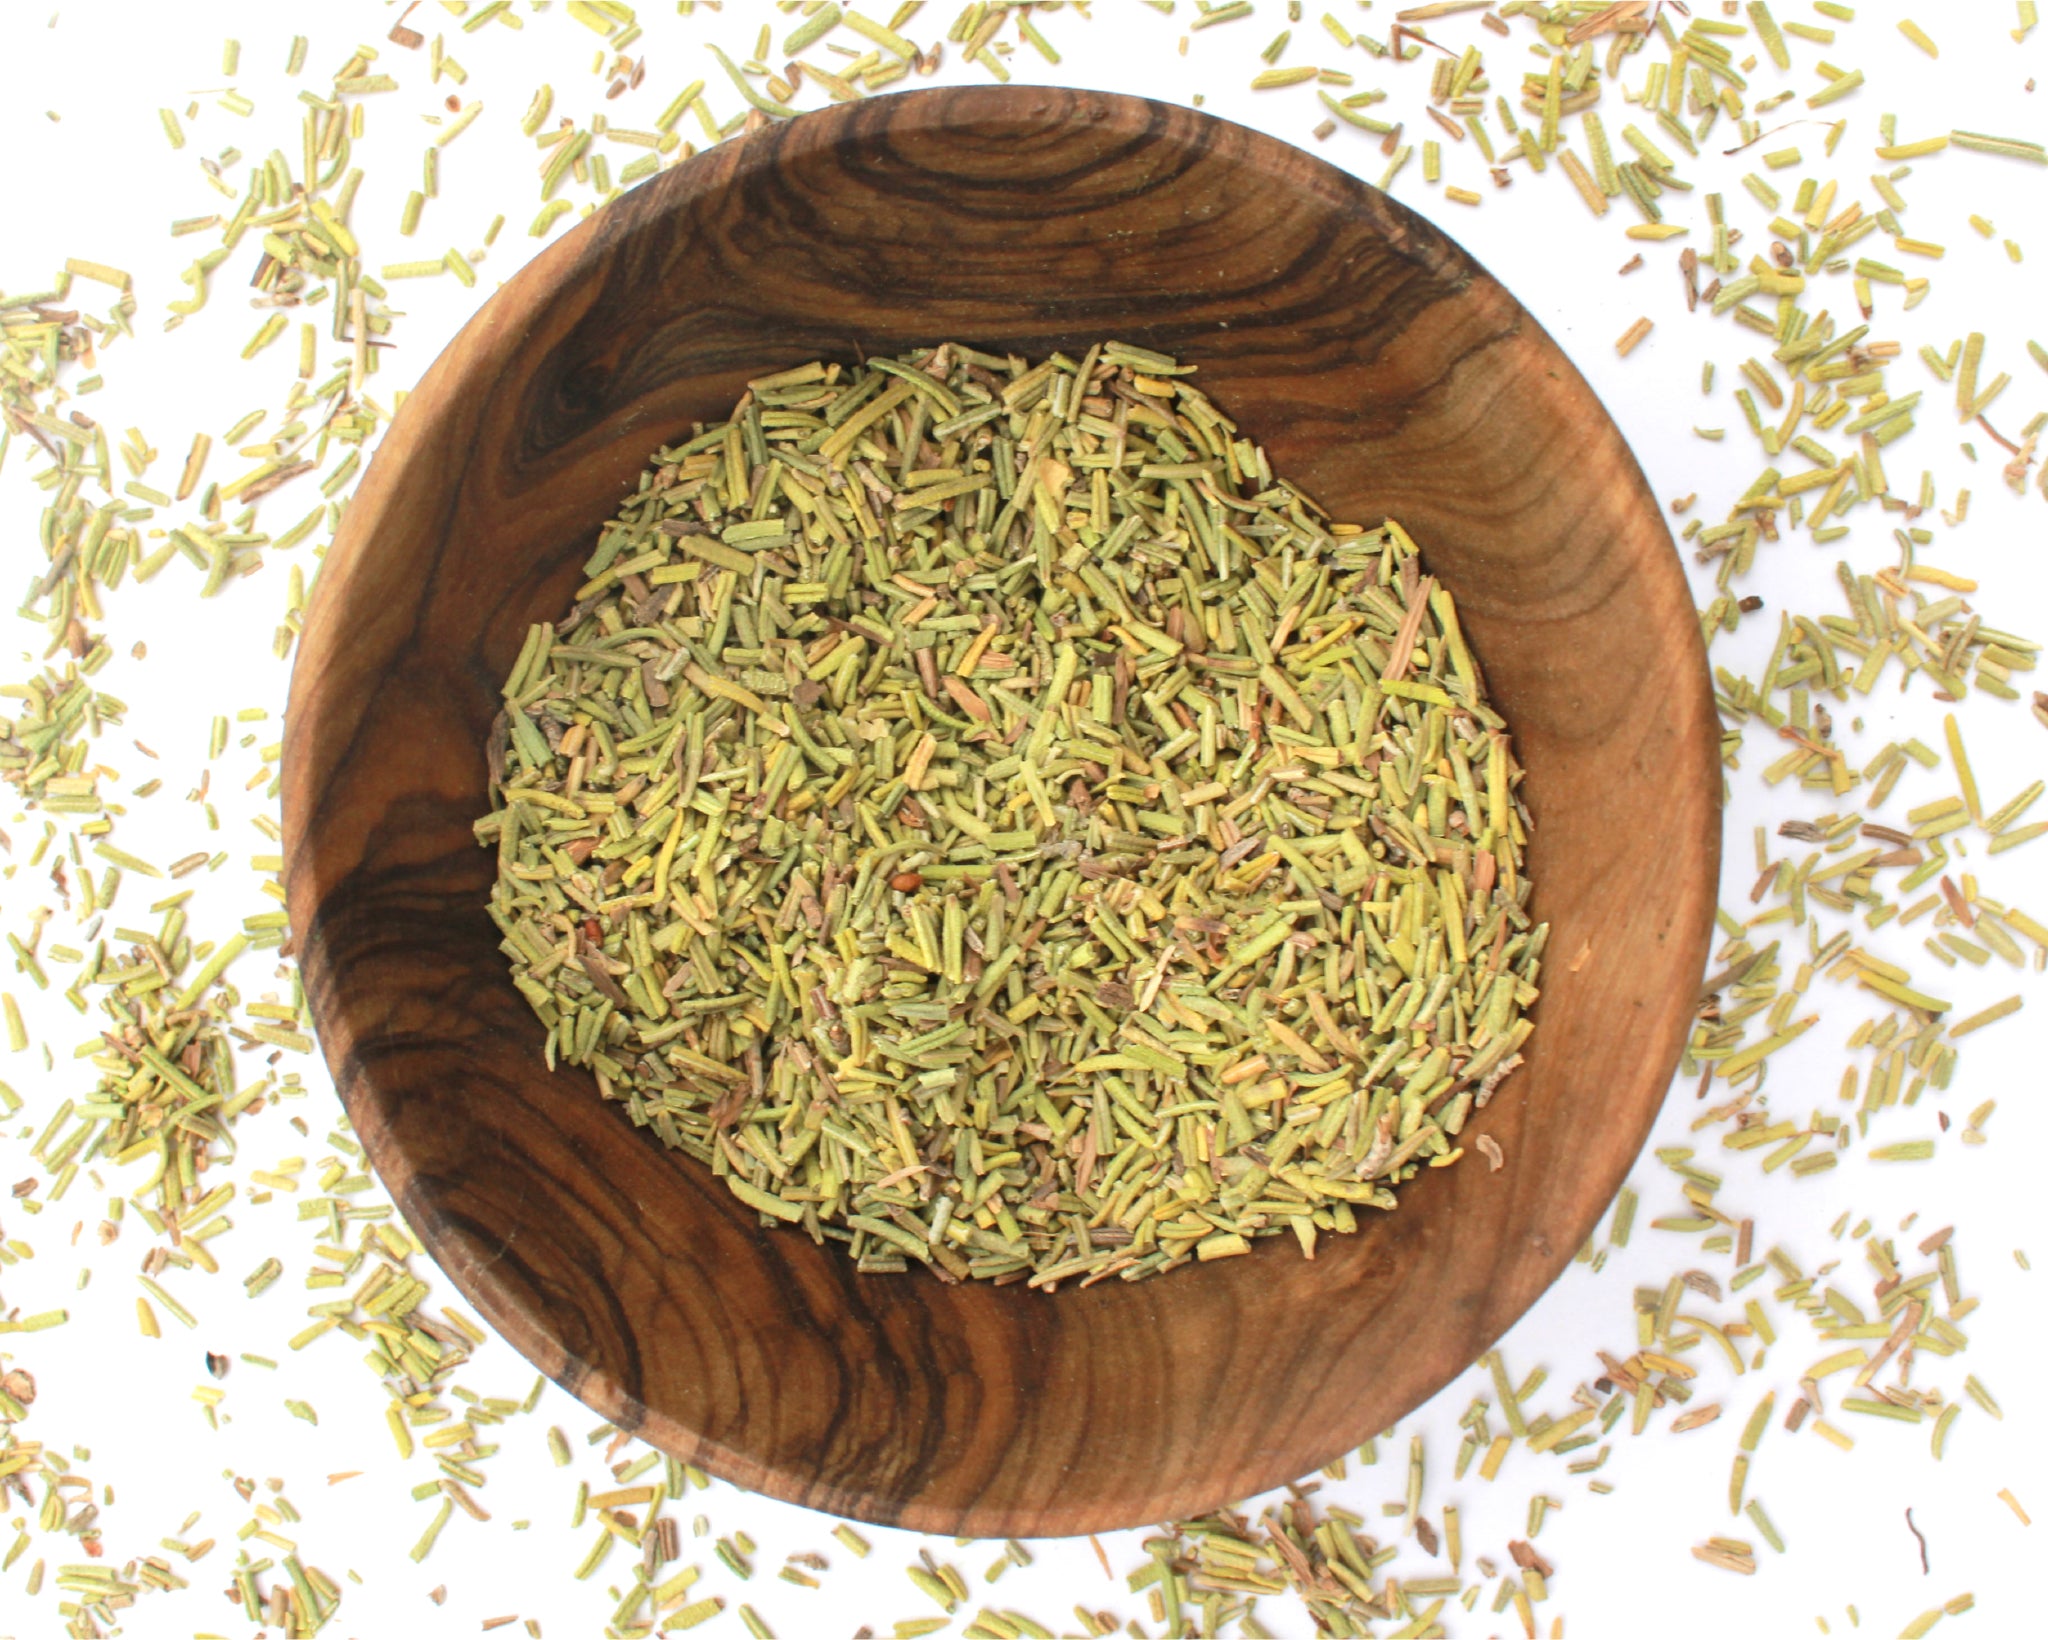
478, 342, 1543, 1285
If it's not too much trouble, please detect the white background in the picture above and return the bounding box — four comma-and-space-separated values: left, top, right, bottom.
1, 3, 2044, 1638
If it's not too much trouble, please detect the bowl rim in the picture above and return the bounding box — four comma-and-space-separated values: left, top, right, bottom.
282, 81, 1721, 1535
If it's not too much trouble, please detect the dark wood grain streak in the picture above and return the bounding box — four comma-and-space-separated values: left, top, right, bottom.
282, 87, 1719, 1536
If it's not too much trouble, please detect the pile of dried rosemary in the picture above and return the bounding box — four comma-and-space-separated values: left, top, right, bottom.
476, 340, 1544, 1286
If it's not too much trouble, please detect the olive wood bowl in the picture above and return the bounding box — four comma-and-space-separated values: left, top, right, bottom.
282, 85, 1718, 1537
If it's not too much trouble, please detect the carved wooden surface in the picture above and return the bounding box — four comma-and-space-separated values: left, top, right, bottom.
282, 86, 1719, 1536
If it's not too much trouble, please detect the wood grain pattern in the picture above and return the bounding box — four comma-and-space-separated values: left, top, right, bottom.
281, 87, 1719, 1536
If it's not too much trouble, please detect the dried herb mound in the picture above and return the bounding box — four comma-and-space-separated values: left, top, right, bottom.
476, 341, 1545, 1287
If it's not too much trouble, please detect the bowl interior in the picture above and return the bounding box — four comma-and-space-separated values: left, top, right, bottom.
282, 86, 1718, 1536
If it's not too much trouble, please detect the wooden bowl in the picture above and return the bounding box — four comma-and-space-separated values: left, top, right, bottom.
282, 86, 1718, 1536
